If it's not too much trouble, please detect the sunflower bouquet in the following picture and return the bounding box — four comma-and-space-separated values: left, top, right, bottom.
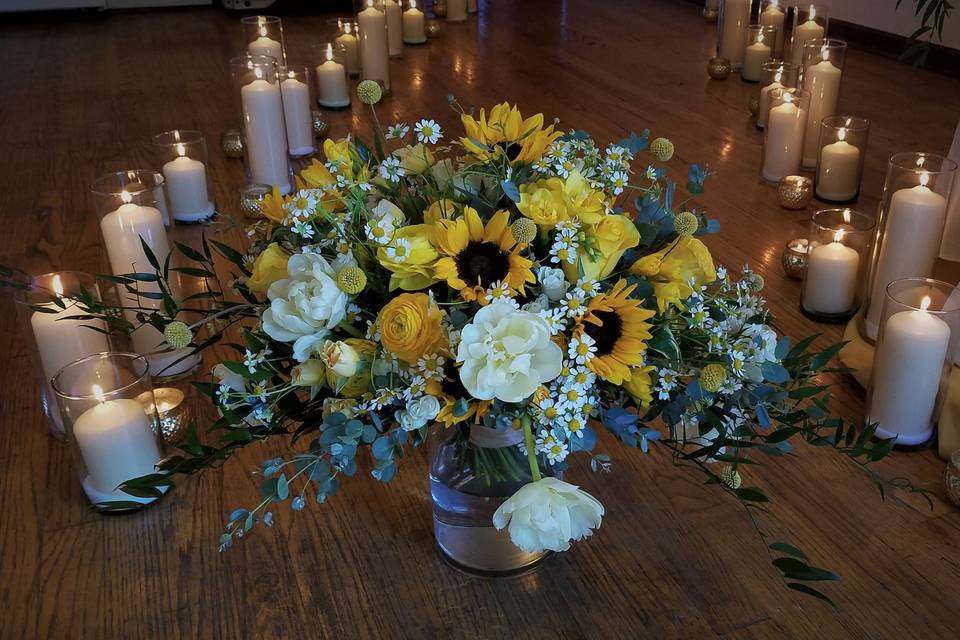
94, 83, 915, 601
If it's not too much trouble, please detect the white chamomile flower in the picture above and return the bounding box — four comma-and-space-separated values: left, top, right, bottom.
656, 368, 678, 400
385, 122, 410, 140
565, 415, 586, 439
292, 220, 315, 239
561, 290, 588, 319
575, 278, 601, 297
538, 307, 568, 335
287, 189, 318, 218
645, 165, 658, 180
608, 171, 629, 195
404, 375, 427, 400
555, 157, 577, 178
539, 430, 570, 463
385, 237, 412, 262
415, 119, 442, 144
535, 398, 563, 425
379, 156, 405, 183
558, 381, 587, 410
365, 217, 395, 245
416, 353, 446, 380
605, 144, 630, 164
568, 333, 597, 365
483, 280, 515, 306
728, 349, 747, 377
569, 366, 597, 388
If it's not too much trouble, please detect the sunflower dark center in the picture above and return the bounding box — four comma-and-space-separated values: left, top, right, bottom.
441, 361, 469, 400
455, 241, 510, 288
583, 309, 623, 356
497, 141, 522, 162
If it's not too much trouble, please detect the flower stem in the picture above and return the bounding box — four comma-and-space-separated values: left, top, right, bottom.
521, 415, 542, 482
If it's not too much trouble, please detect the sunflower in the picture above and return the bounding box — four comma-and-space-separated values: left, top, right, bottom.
460, 103, 562, 165
574, 280, 655, 385
425, 361, 491, 427
433, 208, 535, 303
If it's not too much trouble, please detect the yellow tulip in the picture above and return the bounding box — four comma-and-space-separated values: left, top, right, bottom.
323, 138, 356, 179
258, 185, 286, 224
247, 243, 290, 293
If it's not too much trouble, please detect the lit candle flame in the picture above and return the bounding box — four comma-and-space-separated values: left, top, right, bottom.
287, 70, 296, 79
337, 18, 343, 29
783, 91, 793, 104
176, 142, 186, 157
52, 274, 64, 297
809, 4, 816, 19
410, 0, 417, 7
920, 171, 930, 188
920, 295, 932, 312
771, 0, 778, 7
367, 0, 373, 6
120, 190, 132, 204
837, 127, 847, 142
92, 384, 105, 403
843, 208, 851, 224
845, 117, 852, 127
259, 25, 267, 38
326, 42, 334, 61
173, 129, 181, 142
833, 229, 845, 243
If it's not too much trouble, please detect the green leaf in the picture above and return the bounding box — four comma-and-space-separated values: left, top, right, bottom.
772, 557, 840, 581
276, 473, 289, 500
176, 241, 208, 263
787, 582, 835, 606
140, 236, 162, 272
734, 486, 769, 503
769, 542, 808, 559
210, 239, 248, 271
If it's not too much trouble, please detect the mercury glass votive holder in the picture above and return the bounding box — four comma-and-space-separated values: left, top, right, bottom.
152, 130, 215, 223
800, 209, 874, 322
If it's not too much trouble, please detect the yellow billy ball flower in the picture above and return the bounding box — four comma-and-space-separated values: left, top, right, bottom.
511, 217, 537, 245
673, 211, 699, 237
700, 363, 727, 393
163, 321, 193, 349
337, 266, 367, 295
650, 137, 675, 162
751, 274, 765, 292
719, 466, 742, 489
356, 80, 382, 105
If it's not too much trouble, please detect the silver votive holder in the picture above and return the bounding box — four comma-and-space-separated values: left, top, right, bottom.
781, 238, 809, 280
778, 175, 813, 209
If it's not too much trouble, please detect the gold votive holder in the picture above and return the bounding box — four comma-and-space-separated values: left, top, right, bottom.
137, 387, 192, 444
221, 129, 244, 159
239, 183, 272, 219
707, 56, 731, 80
778, 175, 813, 209
781, 238, 809, 280
311, 110, 330, 139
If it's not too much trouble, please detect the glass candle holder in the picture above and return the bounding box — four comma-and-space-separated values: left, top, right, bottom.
52, 352, 169, 511
717, 0, 751, 70
277, 65, 316, 158
761, 88, 809, 184
757, 61, 800, 129
90, 172, 202, 381
331, 18, 362, 76
447, 0, 467, 22
789, 3, 828, 67
403, 0, 428, 44
861, 153, 958, 341
742, 25, 777, 82
14, 272, 111, 439
800, 38, 846, 168
152, 130, 215, 223
356, 0, 392, 93
230, 55, 292, 195
757, 0, 787, 59
801, 209, 874, 322
312, 42, 352, 109
238, 183, 273, 219
866, 278, 960, 446
383, 0, 404, 56
815, 116, 869, 203
242, 15, 286, 64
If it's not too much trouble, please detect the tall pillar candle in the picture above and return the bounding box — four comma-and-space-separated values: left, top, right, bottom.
742, 35, 772, 82
384, 0, 403, 56
336, 22, 361, 76
762, 93, 806, 183
248, 28, 284, 63
241, 69, 291, 193
802, 233, 860, 316
757, 71, 783, 129
791, 9, 825, 66
403, 1, 427, 44
280, 71, 315, 157
718, 0, 751, 69
801, 50, 842, 168
358, 1, 391, 91
816, 129, 860, 201
162, 144, 214, 221
447, 0, 467, 22
315, 44, 352, 108
759, 0, 786, 58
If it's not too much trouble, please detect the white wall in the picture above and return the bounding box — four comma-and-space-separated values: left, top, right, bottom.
830, 0, 960, 50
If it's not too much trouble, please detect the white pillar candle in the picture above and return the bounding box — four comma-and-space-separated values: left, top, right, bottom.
403, 1, 427, 44
358, 1, 391, 91
315, 44, 351, 108
241, 70, 291, 194
73, 384, 162, 502
801, 51, 842, 168
791, 10, 825, 66
248, 25, 283, 63
742, 38, 772, 82
802, 232, 860, 315
384, 0, 403, 57
762, 95, 806, 182
162, 144, 214, 222
816, 129, 860, 201
869, 297, 951, 445
757, 73, 783, 129
718, 0, 750, 68
865, 173, 948, 338
759, 1, 785, 57
336, 23, 361, 76
280, 74, 315, 157
31, 275, 110, 436
447, 0, 467, 21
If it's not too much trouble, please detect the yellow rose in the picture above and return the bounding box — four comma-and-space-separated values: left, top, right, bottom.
517, 179, 568, 229
393, 143, 435, 174
378, 293, 445, 363
258, 185, 286, 224
247, 243, 290, 293
326, 339, 378, 397
629, 236, 716, 312
623, 365, 656, 406
291, 359, 326, 387
377, 224, 440, 291
559, 170, 606, 224
562, 214, 640, 282
423, 199, 460, 225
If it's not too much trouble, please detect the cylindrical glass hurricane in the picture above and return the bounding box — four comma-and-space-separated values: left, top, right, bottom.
242, 15, 286, 64
356, 0, 392, 93
761, 88, 809, 184
383, 0, 404, 56
278, 65, 317, 158
329, 18, 362, 76
757, 61, 800, 129
800, 38, 846, 168
801, 209, 874, 322
742, 25, 777, 82
15, 272, 111, 439
89, 172, 202, 381
152, 130, 215, 223
430, 425, 553, 575
230, 55, 292, 195
52, 352, 169, 511
867, 278, 960, 446
815, 116, 869, 203
312, 43, 352, 109
717, 0, 751, 70
757, 0, 788, 59
861, 153, 957, 341
447, 0, 467, 22
789, 3, 828, 67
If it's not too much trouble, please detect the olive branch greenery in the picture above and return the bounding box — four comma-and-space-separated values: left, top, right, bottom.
897, 0, 955, 66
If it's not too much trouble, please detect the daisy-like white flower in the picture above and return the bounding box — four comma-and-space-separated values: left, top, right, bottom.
558, 380, 587, 411
535, 397, 563, 426
561, 290, 588, 319
364, 217, 396, 245
291, 220, 315, 239
249, 382, 269, 404
482, 280, 516, 306
565, 415, 586, 439
414, 119, 442, 144
728, 349, 747, 377
538, 307, 568, 336
645, 165, 658, 180
555, 157, 578, 178
608, 171, 629, 195
416, 353, 446, 380
404, 375, 427, 401
568, 333, 597, 365
555, 219, 581, 237
605, 144, 631, 164
656, 368, 679, 400
568, 366, 597, 388
575, 278, 601, 297
385, 237, 412, 262
537, 430, 569, 463
385, 122, 410, 140
366, 389, 396, 411
378, 156, 405, 183
253, 405, 274, 422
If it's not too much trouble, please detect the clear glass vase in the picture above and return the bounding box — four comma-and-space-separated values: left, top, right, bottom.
429, 425, 553, 576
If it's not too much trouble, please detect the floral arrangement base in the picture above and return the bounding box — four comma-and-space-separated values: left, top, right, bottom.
432, 512, 551, 576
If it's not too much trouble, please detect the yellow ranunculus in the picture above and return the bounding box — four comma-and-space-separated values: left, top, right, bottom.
423, 199, 460, 225
623, 365, 656, 406
630, 236, 716, 312
393, 143, 435, 174
562, 214, 640, 282
378, 293, 445, 363
517, 179, 568, 229
247, 243, 290, 293
377, 224, 440, 291
326, 339, 378, 397
258, 185, 286, 224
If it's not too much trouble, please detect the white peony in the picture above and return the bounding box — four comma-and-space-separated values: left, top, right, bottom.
457, 302, 563, 403
493, 477, 604, 553
261, 253, 349, 362
537, 266, 569, 302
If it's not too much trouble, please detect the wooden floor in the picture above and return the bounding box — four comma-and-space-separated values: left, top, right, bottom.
1, 1, 959, 638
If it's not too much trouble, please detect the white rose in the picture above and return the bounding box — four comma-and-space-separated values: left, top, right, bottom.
371, 198, 406, 227
408, 394, 441, 424
395, 409, 423, 432
456, 302, 563, 403
261, 253, 348, 362
521, 294, 550, 314
319, 340, 359, 377
493, 477, 604, 553
538, 266, 569, 302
